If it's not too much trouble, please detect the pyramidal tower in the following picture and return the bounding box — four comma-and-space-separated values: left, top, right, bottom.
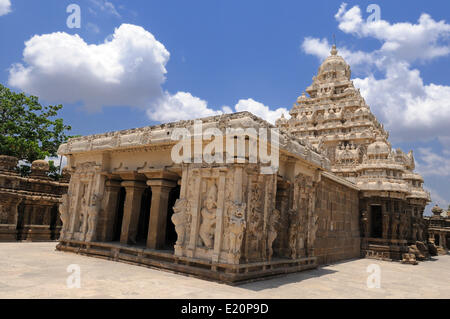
277, 45, 430, 258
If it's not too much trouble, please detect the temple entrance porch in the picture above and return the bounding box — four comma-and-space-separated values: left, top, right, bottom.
360, 198, 411, 261
97, 170, 180, 252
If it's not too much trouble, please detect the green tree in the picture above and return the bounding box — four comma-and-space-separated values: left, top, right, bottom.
0, 83, 72, 165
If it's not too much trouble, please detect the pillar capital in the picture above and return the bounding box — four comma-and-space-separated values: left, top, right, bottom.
121, 180, 147, 190
146, 179, 177, 189
105, 179, 122, 189
139, 168, 179, 181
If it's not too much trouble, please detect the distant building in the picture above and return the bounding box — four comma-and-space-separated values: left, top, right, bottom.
0, 156, 69, 241
427, 205, 449, 252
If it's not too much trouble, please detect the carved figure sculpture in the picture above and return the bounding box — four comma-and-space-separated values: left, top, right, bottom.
399, 213, 408, 239
288, 209, 298, 259
228, 202, 246, 257
360, 210, 369, 238
86, 193, 101, 242
391, 212, 400, 239
199, 184, 217, 249
267, 209, 280, 261
171, 198, 190, 245
401, 253, 418, 265
58, 194, 70, 239
417, 219, 425, 242
411, 219, 419, 242
382, 211, 390, 239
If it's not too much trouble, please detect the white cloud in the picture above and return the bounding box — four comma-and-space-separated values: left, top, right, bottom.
234, 98, 290, 124
147, 92, 222, 122
302, 37, 330, 61
425, 186, 449, 212
415, 148, 450, 177
302, 4, 450, 146
8, 23, 288, 126
354, 62, 450, 143
335, 3, 450, 63
148, 94, 288, 125
0, 0, 11, 16
302, 37, 375, 70
9, 24, 170, 111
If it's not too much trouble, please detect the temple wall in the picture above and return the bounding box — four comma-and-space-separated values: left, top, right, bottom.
313, 175, 361, 265
0, 155, 69, 242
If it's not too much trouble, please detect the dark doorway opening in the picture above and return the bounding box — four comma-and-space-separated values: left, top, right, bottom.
370, 205, 382, 238
112, 187, 126, 241
49, 205, 59, 240
136, 188, 152, 245
165, 185, 180, 249
16, 202, 25, 241
434, 234, 440, 246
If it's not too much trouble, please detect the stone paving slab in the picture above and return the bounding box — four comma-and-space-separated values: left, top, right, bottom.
0, 243, 448, 299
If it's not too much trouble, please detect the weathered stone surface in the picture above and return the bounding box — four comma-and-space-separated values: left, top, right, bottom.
402, 253, 418, 265
276, 45, 431, 261
0, 155, 69, 242
427, 205, 449, 255
53, 46, 439, 283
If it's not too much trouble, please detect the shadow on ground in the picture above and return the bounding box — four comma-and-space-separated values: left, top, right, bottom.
239, 267, 338, 291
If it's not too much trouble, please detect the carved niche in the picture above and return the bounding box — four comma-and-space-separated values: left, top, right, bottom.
199, 183, 217, 249
227, 201, 247, 261
222, 169, 236, 252
245, 177, 264, 261
289, 173, 316, 259
391, 212, 400, 239
360, 209, 369, 238
382, 211, 390, 239
399, 213, 409, 240
0, 204, 9, 224
86, 193, 102, 242
267, 209, 280, 261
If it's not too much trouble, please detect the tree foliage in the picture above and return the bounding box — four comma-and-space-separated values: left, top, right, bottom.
0, 84, 72, 163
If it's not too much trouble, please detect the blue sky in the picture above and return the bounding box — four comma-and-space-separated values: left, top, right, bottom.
1, 0, 449, 214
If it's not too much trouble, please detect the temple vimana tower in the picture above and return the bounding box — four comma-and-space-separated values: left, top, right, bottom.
51, 45, 447, 284
276, 45, 433, 261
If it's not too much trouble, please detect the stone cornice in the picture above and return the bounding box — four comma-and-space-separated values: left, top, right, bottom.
58, 111, 331, 171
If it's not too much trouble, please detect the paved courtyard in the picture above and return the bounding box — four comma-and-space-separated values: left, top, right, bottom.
0, 242, 448, 299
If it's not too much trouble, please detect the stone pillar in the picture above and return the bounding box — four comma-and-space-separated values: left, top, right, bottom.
382, 209, 390, 240
98, 180, 121, 242
187, 171, 201, 257
440, 233, 446, 249
120, 180, 146, 245
212, 169, 227, 262
146, 179, 176, 249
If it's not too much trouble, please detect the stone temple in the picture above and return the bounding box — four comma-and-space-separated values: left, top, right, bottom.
55, 46, 445, 284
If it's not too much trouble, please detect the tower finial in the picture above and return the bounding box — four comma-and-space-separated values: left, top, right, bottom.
331, 34, 338, 55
